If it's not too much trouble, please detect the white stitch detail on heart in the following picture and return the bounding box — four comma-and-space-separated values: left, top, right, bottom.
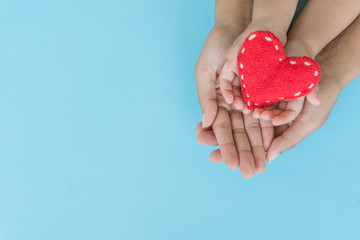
294, 92, 301, 96
304, 62, 311, 66
275, 45, 279, 51
246, 93, 249, 98
241, 48, 245, 54
241, 75, 244, 80
279, 58, 282, 62
315, 71, 318, 76
243, 84, 246, 88
249, 34, 257, 40
247, 101, 251, 106
240, 63, 244, 69
279, 97, 284, 100
255, 103, 258, 106
266, 100, 270, 103
265, 37, 272, 41
309, 83, 314, 89
290, 61, 296, 65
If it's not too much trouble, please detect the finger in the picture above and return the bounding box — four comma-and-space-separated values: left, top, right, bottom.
259, 118, 274, 152
219, 62, 237, 104
253, 104, 277, 119
242, 106, 251, 115
197, 131, 218, 146
253, 109, 265, 119
243, 112, 266, 174
230, 111, 256, 178
272, 97, 304, 126
195, 70, 218, 128
266, 118, 316, 163
277, 101, 287, 109
210, 149, 223, 164
212, 107, 239, 170
273, 101, 289, 138
260, 109, 284, 120
274, 124, 289, 138
260, 101, 286, 120
232, 83, 244, 110
233, 97, 244, 110
196, 122, 212, 133
306, 87, 320, 106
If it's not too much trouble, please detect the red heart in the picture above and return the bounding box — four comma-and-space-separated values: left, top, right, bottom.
237, 31, 321, 110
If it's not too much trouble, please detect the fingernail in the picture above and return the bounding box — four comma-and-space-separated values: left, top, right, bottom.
202, 114, 207, 128
268, 153, 279, 163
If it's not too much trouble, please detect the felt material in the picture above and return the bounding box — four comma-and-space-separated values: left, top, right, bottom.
238, 31, 321, 110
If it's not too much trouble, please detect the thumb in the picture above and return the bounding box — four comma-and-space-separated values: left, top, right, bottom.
306, 86, 321, 106
195, 69, 218, 128
266, 117, 316, 163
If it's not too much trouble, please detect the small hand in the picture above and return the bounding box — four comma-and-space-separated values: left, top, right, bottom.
253, 40, 320, 126
219, 0, 300, 114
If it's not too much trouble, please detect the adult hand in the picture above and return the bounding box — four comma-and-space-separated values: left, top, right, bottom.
198, 13, 360, 170
254, 0, 360, 126
195, 1, 274, 178
195, 0, 252, 128
196, 93, 274, 178
266, 14, 360, 162
195, 27, 272, 177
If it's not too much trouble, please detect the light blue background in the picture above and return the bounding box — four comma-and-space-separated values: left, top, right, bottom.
0, 0, 359, 239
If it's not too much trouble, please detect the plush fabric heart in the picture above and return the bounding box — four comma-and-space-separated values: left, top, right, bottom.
237, 31, 321, 110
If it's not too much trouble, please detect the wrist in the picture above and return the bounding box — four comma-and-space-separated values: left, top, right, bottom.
214, 0, 252, 34
318, 68, 344, 95
284, 39, 316, 58
213, 22, 249, 38
247, 18, 288, 45
250, 0, 298, 43
317, 54, 360, 92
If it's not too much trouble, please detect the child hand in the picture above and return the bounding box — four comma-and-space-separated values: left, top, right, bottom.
219, 0, 299, 114
252, 40, 319, 126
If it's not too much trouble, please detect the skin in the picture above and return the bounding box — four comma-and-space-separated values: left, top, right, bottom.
195, 0, 252, 130
253, 0, 360, 126
197, 15, 360, 173
218, 0, 320, 121
195, 0, 360, 178
195, 0, 305, 176
266, 15, 360, 161
195, 0, 273, 177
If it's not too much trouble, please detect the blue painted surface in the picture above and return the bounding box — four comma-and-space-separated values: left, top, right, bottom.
0, 0, 359, 239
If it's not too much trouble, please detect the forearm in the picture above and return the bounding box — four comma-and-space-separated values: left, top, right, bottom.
317, 15, 360, 90
215, 0, 253, 29
288, 0, 360, 57
250, 0, 298, 43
